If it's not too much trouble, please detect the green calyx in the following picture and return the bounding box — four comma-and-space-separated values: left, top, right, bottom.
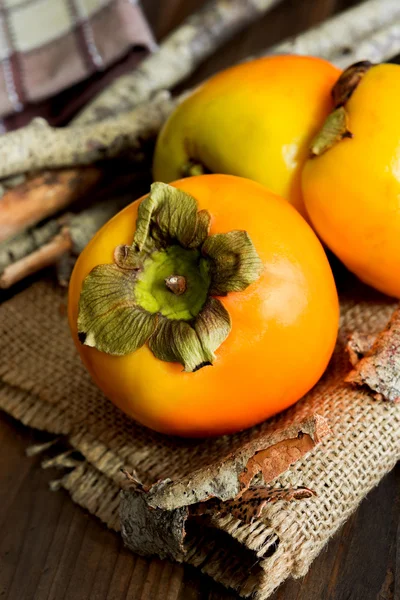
134, 246, 210, 320
78, 182, 262, 372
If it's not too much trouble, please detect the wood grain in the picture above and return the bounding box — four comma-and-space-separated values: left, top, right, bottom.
0, 1, 399, 600
0, 412, 398, 600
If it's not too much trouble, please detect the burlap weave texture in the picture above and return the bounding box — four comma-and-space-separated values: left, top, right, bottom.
0, 278, 399, 599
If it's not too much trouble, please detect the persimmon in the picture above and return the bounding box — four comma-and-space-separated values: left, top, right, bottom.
68, 175, 338, 437
302, 61, 400, 298
153, 55, 340, 216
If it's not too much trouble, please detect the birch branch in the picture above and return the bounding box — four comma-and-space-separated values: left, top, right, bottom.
2, 0, 400, 184
0, 0, 283, 189
74, 0, 284, 126
0, 230, 73, 289
332, 20, 400, 68
0, 93, 176, 180
3, 0, 400, 283
78, 0, 400, 125
266, 0, 400, 60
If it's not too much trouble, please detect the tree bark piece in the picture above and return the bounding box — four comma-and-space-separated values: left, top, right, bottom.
191, 486, 316, 524
346, 307, 400, 402
149, 415, 328, 511
0, 94, 176, 179
346, 332, 376, 367
74, 0, 284, 126
120, 414, 328, 561
0, 168, 101, 244
267, 0, 400, 62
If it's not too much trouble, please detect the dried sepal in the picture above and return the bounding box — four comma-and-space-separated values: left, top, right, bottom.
202, 230, 263, 295
148, 317, 213, 373
309, 106, 352, 158
77, 264, 157, 354
195, 297, 231, 361
332, 60, 373, 108
155, 184, 199, 247
114, 245, 144, 270
187, 209, 211, 249
134, 182, 201, 251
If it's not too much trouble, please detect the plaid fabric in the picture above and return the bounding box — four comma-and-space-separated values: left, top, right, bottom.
0, 0, 155, 130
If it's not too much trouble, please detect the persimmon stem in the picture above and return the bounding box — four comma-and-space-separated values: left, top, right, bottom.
165, 275, 187, 296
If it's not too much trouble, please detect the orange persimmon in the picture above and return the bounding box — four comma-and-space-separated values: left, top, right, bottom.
68, 175, 338, 437
153, 55, 340, 217
302, 61, 400, 298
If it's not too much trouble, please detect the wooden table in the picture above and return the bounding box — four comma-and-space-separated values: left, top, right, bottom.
0, 1, 399, 599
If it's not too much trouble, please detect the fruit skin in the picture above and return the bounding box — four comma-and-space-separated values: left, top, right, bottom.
68, 175, 339, 437
302, 63, 400, 299
153, 55, 340, 216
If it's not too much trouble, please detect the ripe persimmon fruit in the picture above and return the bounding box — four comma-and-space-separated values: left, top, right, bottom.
303, 61, 400, 298
68, 175, 338, 437
153, 55, 340, 217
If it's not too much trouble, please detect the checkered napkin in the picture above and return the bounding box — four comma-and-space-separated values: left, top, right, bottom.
0, 0, 155, 131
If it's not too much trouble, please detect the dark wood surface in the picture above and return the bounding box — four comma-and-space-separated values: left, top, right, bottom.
1, 1, 399, 599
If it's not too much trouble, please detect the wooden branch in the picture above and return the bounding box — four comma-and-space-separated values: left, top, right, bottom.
0, 0, 286, 177
0, 230, 72, 289
346, 308, 400, 402
0, 219, 60, 273
0, 93, 176, 179
2, 0, 400, 184
0, 191, 140, 288
267, 0, 400, 61
74, 0, 284, 126
120, 415, 329, 560
0, 168, 101, 244
333, 20, 400, 68
2, 0, 400, 266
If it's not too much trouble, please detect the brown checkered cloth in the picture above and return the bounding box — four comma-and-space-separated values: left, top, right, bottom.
0, 0, 155, 131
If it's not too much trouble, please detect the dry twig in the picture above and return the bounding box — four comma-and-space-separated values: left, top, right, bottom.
267, 0, 400, 62
0, 168, 101, 244
4, 0, 400, 286
0, 191, 141, 289
74, 0, 284, 125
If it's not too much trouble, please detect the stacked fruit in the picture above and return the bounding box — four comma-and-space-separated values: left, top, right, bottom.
69, 56, 400, 436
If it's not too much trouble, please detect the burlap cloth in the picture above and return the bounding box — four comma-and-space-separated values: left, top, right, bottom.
0, 275, 399, 599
